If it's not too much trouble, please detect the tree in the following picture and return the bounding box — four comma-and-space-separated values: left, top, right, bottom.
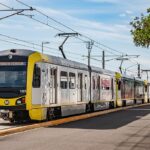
130, 8, 150, 48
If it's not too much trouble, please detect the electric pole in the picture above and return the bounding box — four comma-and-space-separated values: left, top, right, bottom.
102, 51, 105, 69
142, 70, 150, 81
42, 41, 50, 54
137, 64, 141, 78
86, 40, 94, 68
86, 40, 94, 103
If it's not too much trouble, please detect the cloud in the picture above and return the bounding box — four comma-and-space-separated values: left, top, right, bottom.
119, 13, 126, 17
126, 10, 133, 14
85, 0, 119, 4
0, 0, 150, 74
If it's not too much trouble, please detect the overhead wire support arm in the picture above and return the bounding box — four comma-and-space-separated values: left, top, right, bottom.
142, 70, 150, 81
116, 54, 140, 74
57, 33, 80, 59
0, 4, 35, 20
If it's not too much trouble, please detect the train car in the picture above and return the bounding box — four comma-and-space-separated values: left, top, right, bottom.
90, 67, 116, 111
0, 49, 116, 122
146, 82, 150, 103
117, 74, 135, 106
134, 78, 145, 104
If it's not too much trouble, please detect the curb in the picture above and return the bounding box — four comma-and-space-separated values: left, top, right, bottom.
0, 103, 149, 136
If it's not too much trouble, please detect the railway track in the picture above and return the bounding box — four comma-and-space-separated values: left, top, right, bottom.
0, 103, 150, 136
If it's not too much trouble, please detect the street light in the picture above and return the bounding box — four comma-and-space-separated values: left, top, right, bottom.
42, 41, 50, 54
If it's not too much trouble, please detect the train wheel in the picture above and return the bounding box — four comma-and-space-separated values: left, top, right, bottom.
9, 118, 15, 123
109, 101, 114, 109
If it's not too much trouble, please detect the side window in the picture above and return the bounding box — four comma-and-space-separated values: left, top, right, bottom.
101, 78, 111, 90
50, 69, 56, 88
78, 73, 82, 89
145, 85, 147, 92
32, 64, 41, 88
69, 73, 76, 89
97, 76, 100, 89
93, 76, 95, 89
118, 80, 121, 90
60, 71, 67, 89
84, 75, 87, 89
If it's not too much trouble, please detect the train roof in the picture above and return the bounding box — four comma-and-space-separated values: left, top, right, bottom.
0, 49, 115, 75
47, 54, 115, 75
0, 49, 127, 76
121, 74, 135, 80
134, 77, 145, 83
0, 49, 35, 56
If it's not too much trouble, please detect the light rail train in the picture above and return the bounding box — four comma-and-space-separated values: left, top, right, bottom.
0, 49, 149, 122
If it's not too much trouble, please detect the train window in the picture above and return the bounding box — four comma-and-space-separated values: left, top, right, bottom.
97, 76, 100, 89
69, 72, 76, 89
118, 80, 121, 90
84, 75, 87, 89
101, 78, 111, 90
32, 64, 41, 88
50, 69, 56, 88
78, 73, 82, 89
145, 85, 147, 92
60, 71, 68, 89
93, 76, 95, 89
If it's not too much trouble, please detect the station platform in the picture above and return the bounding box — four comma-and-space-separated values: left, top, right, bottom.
0, 104, 150, 150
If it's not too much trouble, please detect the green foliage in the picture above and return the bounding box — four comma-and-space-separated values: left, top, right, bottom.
130, 8, 150, 48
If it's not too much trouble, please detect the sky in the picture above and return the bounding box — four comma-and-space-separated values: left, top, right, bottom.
0, 0, 150, 79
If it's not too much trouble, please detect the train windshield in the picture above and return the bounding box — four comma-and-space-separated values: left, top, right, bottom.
0, 63, 27, 88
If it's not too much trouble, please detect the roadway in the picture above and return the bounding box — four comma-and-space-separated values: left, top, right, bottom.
0, 105, 150, 150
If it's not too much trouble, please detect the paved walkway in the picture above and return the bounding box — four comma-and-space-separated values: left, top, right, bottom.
0, 105, 150, 150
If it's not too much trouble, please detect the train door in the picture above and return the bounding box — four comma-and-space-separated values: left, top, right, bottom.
83, 74, 88, 102
117, 79, 122, 106
32, 63, 42, 105
49, 68, 57, 104
97, 76, 100, 100
111, 78, 114, 99
60, 71, 69, 104
92, 75, 97, 101
78, 73, 82, 102
69, 72, 76, 103
148, 84, 150, 102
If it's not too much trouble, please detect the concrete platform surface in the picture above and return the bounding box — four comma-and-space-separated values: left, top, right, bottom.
0, 105, 150, 150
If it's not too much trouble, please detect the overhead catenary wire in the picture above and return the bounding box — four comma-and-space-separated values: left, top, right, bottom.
1, 1, 129, 57
0, 33, 83, 57
15, 0, 126, 56
0, 1, 142, 70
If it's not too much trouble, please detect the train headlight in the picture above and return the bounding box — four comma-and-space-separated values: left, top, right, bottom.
16, 99, 22, 105
16, 97, 25, 105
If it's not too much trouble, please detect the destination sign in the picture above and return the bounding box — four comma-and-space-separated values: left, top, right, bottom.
0, 62, 26, 66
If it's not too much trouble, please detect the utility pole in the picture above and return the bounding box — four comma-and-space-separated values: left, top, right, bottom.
86, 40, 94, 67
42, 42, 50, 54
86, 40, 94, 103
142, 70, 150, 81
137, 64, 141, 78
57, 33, 80, 59
102, 51, 105, 69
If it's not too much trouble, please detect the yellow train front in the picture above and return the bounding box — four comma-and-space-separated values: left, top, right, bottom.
0, 49, 47, 122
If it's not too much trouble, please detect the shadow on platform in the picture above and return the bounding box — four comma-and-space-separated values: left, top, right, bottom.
48, 105, 150, 130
